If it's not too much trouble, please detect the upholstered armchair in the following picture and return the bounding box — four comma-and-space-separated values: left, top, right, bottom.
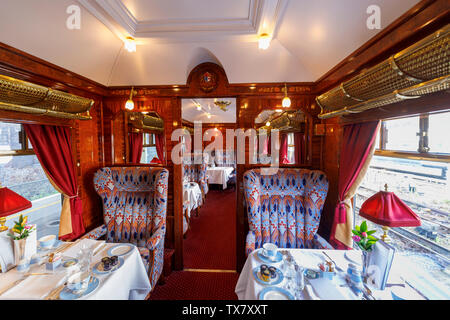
82, 166, 169, 289
243, 168, 333, 256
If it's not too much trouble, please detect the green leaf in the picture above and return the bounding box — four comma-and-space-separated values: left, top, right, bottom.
367, 230, 376, 235
355, 225, 360, 232
361, 221, 368, 232
351, 230, 361, 236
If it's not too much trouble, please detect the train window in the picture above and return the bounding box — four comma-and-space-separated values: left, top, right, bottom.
140, 133, 158, 164
355, 111, 450, 299
0, 122, 62, 239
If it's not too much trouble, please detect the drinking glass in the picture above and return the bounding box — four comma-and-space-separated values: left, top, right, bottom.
76, 243, 93, 286
281, 256, 296, 292
295, 265, 305, 292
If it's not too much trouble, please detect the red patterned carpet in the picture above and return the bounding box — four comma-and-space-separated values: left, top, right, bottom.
183, 188, 236, 270
150, 271, 239, 300
150, 188, 238, 300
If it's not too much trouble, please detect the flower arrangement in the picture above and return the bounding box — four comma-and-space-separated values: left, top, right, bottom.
352, 221, 379, 251
8, 214, 35, 240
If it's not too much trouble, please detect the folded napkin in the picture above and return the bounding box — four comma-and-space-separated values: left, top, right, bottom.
308, 278, 351, 300
62, 239, 104, 258
304, 284, 320, 300
0, 271, 67, 300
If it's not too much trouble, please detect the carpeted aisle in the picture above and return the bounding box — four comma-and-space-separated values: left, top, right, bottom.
150, 188, 238, 300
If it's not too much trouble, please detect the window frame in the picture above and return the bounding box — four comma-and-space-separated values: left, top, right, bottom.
0, 123, 34, 157
375, 111, 450, 163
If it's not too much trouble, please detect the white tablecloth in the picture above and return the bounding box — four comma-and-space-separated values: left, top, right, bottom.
207, 166, 234, 189
235, 248, 424, 300
0, 238, 151, 300
183, 182, 202, 218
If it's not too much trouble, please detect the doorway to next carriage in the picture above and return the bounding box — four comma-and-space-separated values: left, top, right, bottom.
180, 97, 237, 271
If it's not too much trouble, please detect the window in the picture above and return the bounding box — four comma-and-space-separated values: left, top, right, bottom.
354, 111, 450, 299
0, 122, 61, 239
140, 133, 158, 164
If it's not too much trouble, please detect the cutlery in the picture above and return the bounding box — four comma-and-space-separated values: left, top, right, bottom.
24, 272, 53, 276
44, 275, 70, 300
322, 251, 344, 272
0, 276, 28, 296
93, 243, 107, 257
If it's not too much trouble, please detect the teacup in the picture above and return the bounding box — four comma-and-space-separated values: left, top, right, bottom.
262, 243, 278, 260
39, 235, 56, 249
67, 271, 91, 292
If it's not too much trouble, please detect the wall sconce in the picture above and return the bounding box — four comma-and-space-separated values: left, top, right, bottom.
282, 83, 291, 108
124, 37, 136, 53
173, 121, 178, 127
125, 87, 137, 110
258, 33, 271, 50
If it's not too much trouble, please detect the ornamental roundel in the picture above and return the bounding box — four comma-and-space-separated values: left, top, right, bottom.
198, 70, 218, 92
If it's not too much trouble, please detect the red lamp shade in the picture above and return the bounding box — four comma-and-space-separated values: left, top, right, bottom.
359, 191, 421, 227
0, 187, 32, 217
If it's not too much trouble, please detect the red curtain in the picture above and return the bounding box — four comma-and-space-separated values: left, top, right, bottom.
263, 135, 271, 155
280, 133, 289, 164
294, 132, 304, 164
129, 132, 143, 164
155, 133, 165, 162
329, 121, 380, 249
24, 124, 84, 240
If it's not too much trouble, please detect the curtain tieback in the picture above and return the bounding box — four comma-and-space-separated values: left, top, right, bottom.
64, 193, 79, 199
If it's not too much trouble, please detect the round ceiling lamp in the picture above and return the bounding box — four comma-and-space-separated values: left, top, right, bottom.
125, 87, 136, 110
282, 83, 291, 108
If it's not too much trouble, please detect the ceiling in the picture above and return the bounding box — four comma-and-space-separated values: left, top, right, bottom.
0, 0, 421, 86
182, 98, 237, 123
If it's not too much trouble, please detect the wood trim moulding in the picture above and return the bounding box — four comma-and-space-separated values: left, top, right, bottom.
316, 0, 450, 94
0, 42, 109, 97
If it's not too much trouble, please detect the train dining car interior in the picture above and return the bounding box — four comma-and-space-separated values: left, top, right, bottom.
0, 0, 448, 308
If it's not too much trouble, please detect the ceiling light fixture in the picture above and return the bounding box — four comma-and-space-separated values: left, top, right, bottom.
206, 113, 211, 119
125, 87, 136, 110
258, 33, 271, 50
124, 36, 136, 52
266, 121, 271, 127
282, 83, 291, 108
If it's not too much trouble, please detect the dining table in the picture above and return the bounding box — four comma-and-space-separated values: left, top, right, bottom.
235, 248, 425, 300
0, 238, 151, 300
207, 166, 234, 189
183, 182, 202, 218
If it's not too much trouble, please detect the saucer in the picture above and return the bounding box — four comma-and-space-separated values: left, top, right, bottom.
93, 257, 124, 275
259, 287, 294, 300
252, 267, 283, 286
257, 249, 283, 263
107, 244, 134, 257
37, 239, 63, 252
59, 276, 99, 300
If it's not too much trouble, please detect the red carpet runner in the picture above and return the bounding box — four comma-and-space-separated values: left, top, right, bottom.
150, 188, 238, 300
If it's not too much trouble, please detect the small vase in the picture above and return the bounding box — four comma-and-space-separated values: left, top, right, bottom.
361, 250, 371, 283
13, 238, 29, 272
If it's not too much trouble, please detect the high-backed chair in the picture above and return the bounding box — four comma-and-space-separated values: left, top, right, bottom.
243, 168, 332, 256
82, 167, 169, 289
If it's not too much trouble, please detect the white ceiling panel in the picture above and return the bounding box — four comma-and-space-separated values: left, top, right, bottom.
0, 0, 422, 86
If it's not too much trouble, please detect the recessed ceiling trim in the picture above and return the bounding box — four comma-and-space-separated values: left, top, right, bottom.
79, 0, 289, 41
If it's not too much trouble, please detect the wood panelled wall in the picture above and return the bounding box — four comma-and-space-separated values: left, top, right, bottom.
0, 0, 446, 272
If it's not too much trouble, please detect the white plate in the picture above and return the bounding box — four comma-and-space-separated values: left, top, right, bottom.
107, 244, 134, 257
259, 287, 294, 300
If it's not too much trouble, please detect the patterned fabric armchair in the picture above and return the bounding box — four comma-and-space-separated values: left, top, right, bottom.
82, 167, 169, 289
243, 168, 333, 256
183, 153, 209, 199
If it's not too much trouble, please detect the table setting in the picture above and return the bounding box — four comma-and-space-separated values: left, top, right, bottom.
183, 181, 202, 217
235, 243, 424, 301
0, 235, 151, 300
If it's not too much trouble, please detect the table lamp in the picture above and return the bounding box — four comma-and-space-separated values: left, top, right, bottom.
0, 183, 32, 232
359, 184, 421, 242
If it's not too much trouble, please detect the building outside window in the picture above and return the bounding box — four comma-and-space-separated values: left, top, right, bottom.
0, 122, 62, 238
140, 133, 158, 164
354, 111, 450, 299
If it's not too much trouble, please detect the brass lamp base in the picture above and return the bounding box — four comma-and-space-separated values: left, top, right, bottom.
0, 217, 8, 232
380, 225, 391, 243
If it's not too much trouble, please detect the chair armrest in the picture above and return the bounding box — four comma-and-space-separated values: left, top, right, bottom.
313, 234, 334, 250
81, 224, 107, 240
146, 227, 166, 251
245, 231, 256, 256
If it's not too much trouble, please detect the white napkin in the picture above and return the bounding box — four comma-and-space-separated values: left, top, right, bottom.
0, 270, 67, 300
304, 284, 320, 300
308, 278, 351, 300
